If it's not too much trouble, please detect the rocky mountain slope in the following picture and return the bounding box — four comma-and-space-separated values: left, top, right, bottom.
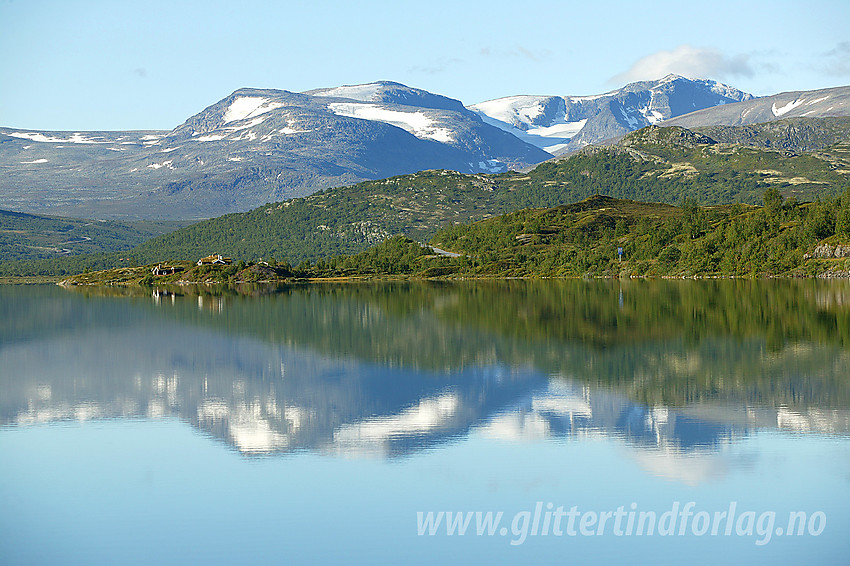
468, 75, 753, 155
664, 85, 850, 128
0, 82, 550, 221
692, 117, 850, 153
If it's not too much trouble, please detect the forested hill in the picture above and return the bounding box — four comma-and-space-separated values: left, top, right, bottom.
0, 209, 184, 262
60, 190, 850, 285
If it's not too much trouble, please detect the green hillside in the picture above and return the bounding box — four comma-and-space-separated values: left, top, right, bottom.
60, 187, 850, 285
0, 209, 186, 262
426, 189, 850, 277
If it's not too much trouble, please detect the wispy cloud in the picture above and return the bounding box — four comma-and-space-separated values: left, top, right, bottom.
479, 45, 552, 62
822, 42, 850, 76
610, 45, 755, 84
408, 57, 464, 75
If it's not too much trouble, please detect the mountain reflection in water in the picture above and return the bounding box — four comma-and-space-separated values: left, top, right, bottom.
2, 280, 849, 482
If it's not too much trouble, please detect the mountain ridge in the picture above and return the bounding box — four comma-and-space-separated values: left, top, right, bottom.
469, 75, 754, 154
73, 122, 850, 268
2, 78, 849, 224
0, 82, 551, 221
663, 85, 850, 128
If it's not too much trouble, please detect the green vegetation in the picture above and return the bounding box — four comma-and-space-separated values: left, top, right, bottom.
60, 187, 850, 284
0, 209, 186, 262
425, 189, 850, 278
5, 124, 850, 279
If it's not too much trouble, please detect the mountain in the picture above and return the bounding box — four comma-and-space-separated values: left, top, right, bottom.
4, 118, 848, 276
663, 85, 850, 128
62, 121, 840, 269
5, 78, 849, 225
0, 82, 550, 221
468, 75, 753, 155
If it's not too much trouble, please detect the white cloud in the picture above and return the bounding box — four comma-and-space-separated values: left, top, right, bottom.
610, 45, 754, 84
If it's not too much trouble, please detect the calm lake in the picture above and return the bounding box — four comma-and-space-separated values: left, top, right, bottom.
1, 280, 849, 565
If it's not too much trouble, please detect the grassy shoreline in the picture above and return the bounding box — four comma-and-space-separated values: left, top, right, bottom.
50, 266, 850, 289
0, 276, 65, 285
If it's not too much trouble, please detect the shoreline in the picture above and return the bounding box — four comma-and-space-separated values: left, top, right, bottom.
46, 272, 850, 288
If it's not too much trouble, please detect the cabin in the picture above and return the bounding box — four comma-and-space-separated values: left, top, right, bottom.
197, 254, 232, 266
151, 264, 184, 276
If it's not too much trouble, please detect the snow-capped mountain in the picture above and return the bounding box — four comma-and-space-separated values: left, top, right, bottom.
4, 77, 848, 222
168, 82, 547, 171
0, 82, 549, 220
469, 75, 754, 155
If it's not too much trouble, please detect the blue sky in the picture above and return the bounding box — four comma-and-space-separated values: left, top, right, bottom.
1, 0, 848, 131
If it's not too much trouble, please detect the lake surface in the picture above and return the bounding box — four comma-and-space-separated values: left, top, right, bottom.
1, 280, 849, 565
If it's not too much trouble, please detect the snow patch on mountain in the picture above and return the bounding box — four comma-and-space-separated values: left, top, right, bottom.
569, 93, 609, 103
312, 83, 382, 102
8, 132, 106, 144
619, 106, 641, 129
280, 126, 311, 135
19, 158, 49, 164
231, 130, 258, 142
223, 97, 284, 123
478, 159, 505, 173
527, 120, 587, 138
229, 116, 267, 130
147, 160, 174, 170
472, 108, 585, 154
469, 96, 591, 153
327, 102, 454, 143
639, 106, 665, 124
772, 98, 806, 117
471, 95, 552, 126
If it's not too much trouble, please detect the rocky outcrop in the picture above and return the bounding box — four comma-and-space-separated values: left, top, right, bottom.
804, 243, 850, 259
620, 125, 716, 149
